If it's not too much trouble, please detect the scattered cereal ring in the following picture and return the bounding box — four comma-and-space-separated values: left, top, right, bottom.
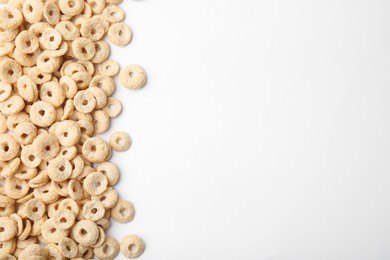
120, 64, 147, 90
0, 134, 20, 162
22, 0, 44, 24
30, 101, 56, 128
0, 58, 22, 84
25, 198, 46, 221
111, 199, 135, 224
82, 137, 111, 163
103, 5, 125, 23
83, 201, 105, 221
58, 237, 78, 258
32, 132, 60, 160
70, 219, 99, 247
94, 235, 120, 259
103, 97, 122, 118
0, 7, 23, 30
120, 234, 145, 259
108, 23, 132, 46
15, 30, 39, 54
58, 0, 85, 16
72, 37, 96, 61
109, 132, 132, 152
48, 157, 72, 182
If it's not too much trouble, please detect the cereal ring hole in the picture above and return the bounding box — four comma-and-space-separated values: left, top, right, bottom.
68, 0, 76, 8
32, 207, 38, 212
60, 217, 67, 223
8, 69, 14, 76
129, 244, 137, 252
0, 227, 4, 232
50, 227, 56, 233
15, 185, 22, 190
28, 155, 35, 161
80, 228, 87, 236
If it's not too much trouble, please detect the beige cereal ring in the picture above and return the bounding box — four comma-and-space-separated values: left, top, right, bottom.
20, 145, 42, 168
27, 66, 52, 85
82, 201, 105, 221
59, 75, 78, 99
0, 7, 23, 30
42, 219, 70, 244
0, 95, 25, 116
45, 243, 63, 260
59, 0, 85, 16
58, 237, 78, 258
17, 236, 37, 249
0, 134, 20, 162
97, 59, 120, 77
87, 87, 107, 110
82, 137, 111, 163
48, 157, 72, 182
13, 48, 40, 67
108, 23, 132, 46
111, 199, 135, 224
87, 0, 105, 14
53, 208, 75, 230
36, 50, 62, 74
67, 179, 84, 200
74, 90, 96, 113
29, 22, 51, 38
72, 37, 96, 61
71, 219, 99, 247
120, 235, 145, 259
32, 132, 60, 160
55, 21, 80, 41
0, 83, 11, 103
14, 122, 37, 146
92, 187, 118, 209
92, 110, 110, 134
55, 120, 81, 147
0, 42, 15, 57
61, 99, 75, 121
76, 245, 94, 259
0, 254, 15, 260
9, 213, 22, 237
22, 0, 44, 24
91, 40, 110, 64
40, 81, 66, 108
71, 71, 92, 89
0, 239, 15, 255
6, 112, 30, 132
80, 16, 106, 42
103, 5, 125, 23
15, 30, 39, 54
83, 172, 108, 196
30, 101, 56, 128
0, 217, 17, 242
43, 1, 61, 25
109, 132, 132, 152
16, 75, 39, 103
33, 182, 60, 203
0, 58, 22, 84
90, 75, 116, 96
120, 64, 147, 90
58, 146, 77, 161
0, 158, 20, 179
25, 198, 46, 221
18, 244, 49, 260
103, 97, 122, 118
77, 119, 94, 136
96, 162, 120, 186
40, 28, 63, 51
0, 28, 18, 43
51, 180, 69, 197
59, 198, 79, 216
94, 235, 120, 260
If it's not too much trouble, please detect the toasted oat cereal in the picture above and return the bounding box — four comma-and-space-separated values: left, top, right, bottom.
30, 101, 56, 127
109, 132, 132, 152
22, 0, 44, 24
120, 235, 145, 259
58, 237, 78, 258
0, 217, 17, 242
42, 219, 69, 244
0, 134, 20, 162
111, 199, 135, 224
0, 84, 12, 103
120, 64, 147, 90
96, 162, 120, 186
40, 28, 62, 51
74, 90, 96, 113
70, 219, 98, 247
15, 30, 39, 54
108, 23, 132, 46
25, 198, 46, 221
82, 201, 105, 221
0, 7, 23, 30
83, 172, 107, 196
72, 37, 96, 61
0, 58, 22, 84
58, 0, 85, 16
82, 137, 111, 163
103, 5, 125, 23
94, 235, 119, 259
97, 59, 120, 76
43, 1, 61, 26
48, 157, 72, 182
32, 132, 60, 160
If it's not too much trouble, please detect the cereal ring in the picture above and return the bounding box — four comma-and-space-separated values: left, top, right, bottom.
90, 75, 116, 96
71, 71, 92, 89
96, 218, 110, 231
0, 84, 11, 103
96, 162, 120, 186
30, 101, 56, 128
79, 2, 92, 18
92, 110, 110, 134
0, 239, 15, 255
40, 82, 66, 108
21, 145, 42, 168
40, 28, 63, 51
18, 244, 49, 260
58, 0, 85, 16
94, 236, 120, 260
97, 59, 120, 76
0, 58, 22, 84
71, 219, 99, 247
77, 119, 94, 136
26, 198, 46, 221
0, 134, 20, 162
82, 137, 111, 163
120, 235, 145, 259
80, 16, 105, 41
16, 75, 38, 103
7, 113, 30, 132
87, 87, 107, 109
103, 5, 125, 23
22, 0, 44, 24
29, 22, 51, 38
72, 37, 96, 61
0, 42, 15, 57
51, 180, 69, 197
17, 218, 31, 240
15, 30, 39, 54
67, 179, 84, 200
74, 90, 96, 113
0, 7, 23, 30
41, 219, 69, 244
33, 182, 60, 203
103, 97, 122, 118
4, 178, 29, 200
53, 208, 75, 230
91, 40, 110, 64
55, 21, 80, 41
58, 146, 77, 161
61, 99, 75, 121
120, 64, 147, 90
108, 23, 132, 46
109, 132, 132, 152
13, 48, 40, 67
45, 244, 63, 260
111, 199, 135, 224
28, 170, 49, 189
76, 245, 93, 259
32, 133, 60, 160
83, 172, 108, 196
58, 237, 78, 258
43, 1, 61, 25
0, 158, 20, 179
83, 201, 105, 221
59, 198, 79, 216
0, 28, 18, 43
0, 95, 25, 116
92, 187, 118, 209
55, 120, 81, 147
36, 50, 62, 74
69, 156, 84, 179
48, 157, 72, 182
9, 213, 22, 237
28, 66, 52, 85
59, 75, 78, 99
87, 0, 105, 14
15, 165, 38, 181
0, 254, 16, 260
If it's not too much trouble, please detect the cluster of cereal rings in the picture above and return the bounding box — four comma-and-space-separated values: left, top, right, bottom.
0, 0, 147, 259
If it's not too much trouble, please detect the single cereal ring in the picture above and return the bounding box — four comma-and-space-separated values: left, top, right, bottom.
92, 187, 119, 209
78, 60, 95, 75
103, 5, 125, 23
58, 146, 77, 161
0, 158, 20, 179
71, 71, 92, 89
59, 198, 80, 216
14, 164, 38, 180
82, 137, 111, 163
45, 243, 63, 260
58, 237, 78, 258
18, 244, 49, 260
87, 0, 105, 14
15, 30, 39, 54
59, 75, 78, 99
74, 90, 97, 113
28, 66, 52, 85
79, 2, 92, 18
80, 16, 106, 42
0, 7, 23, 30
59, 0, 85, 16
30, 101, 56, 128
0, 42, 15, 57
22, 0, 44, 24
51, 180, 69, 197
95, 218, 110, 231
41, 219, 69, 244
0, 239, 15, 255
120, 64, 147, 90
21, 145, 42, 168
76, 245, 93, 259
67, 179, 84, 200
6, 112, 30, 132
28, 170, 49, 189
94, 236, 119, 260
43, 1, 61, 25
40, 81, 66, 108
40, 28, 63, 51
69, 156, 85, 179
0, 95, 25, 116
71, 219, 99, 247
77, 119, 94, 136
103, 97, 122, 118
0, 134, 20, 162
92, 110, 110, 134
82, 201, 105, 221
0, 28, 18, 43
33, 182, 60, 204
97, 59, 120, 76
16, 75, 39, 103
29, 22, 51, 38
91, 40, 110, 64
72, 37, 96, 61
36, 51, 62, 74
0, 217, 17, 242
55, 21, 80, 41
0, 58, 22, 84
111, 199, 135, 224
87, 87, 107, 110
109, 132, 132, 152
0, 83, 11, 103
96, 162, 120, 186
53, 208, 75, 230
108, 23, 132, 46
4, 178, 30, 199
120, 235, 145, 259
32, 132, 60, 160
25, 198, 46, 221
48, 157, 72, 182
13, 48, 40, 67
83, 172, 108, 196
90, 75, 116, 96
55, 120, 81, 147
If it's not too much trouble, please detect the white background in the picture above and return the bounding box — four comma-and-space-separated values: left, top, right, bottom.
110, 0, 390, 259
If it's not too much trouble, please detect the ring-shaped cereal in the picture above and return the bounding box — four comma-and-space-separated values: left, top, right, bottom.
58, 0, 85, 16
108, 23, 133, 46
72, 37, 96, 61
39, 28, 63, 51
120, 64, 147, 90
43, 1, 61, 25
0, 58, 22, 84
0, 7, 23, 30
32, 132, 60, 160
0, 134, 20, 162
22, 0, 43, 24
55, 21, 80, 41
82, 137, 111, 163
30, 101, 56, 128
15, 30, 39, 54
120, 235, 145, 259
48, 157, 72, 182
